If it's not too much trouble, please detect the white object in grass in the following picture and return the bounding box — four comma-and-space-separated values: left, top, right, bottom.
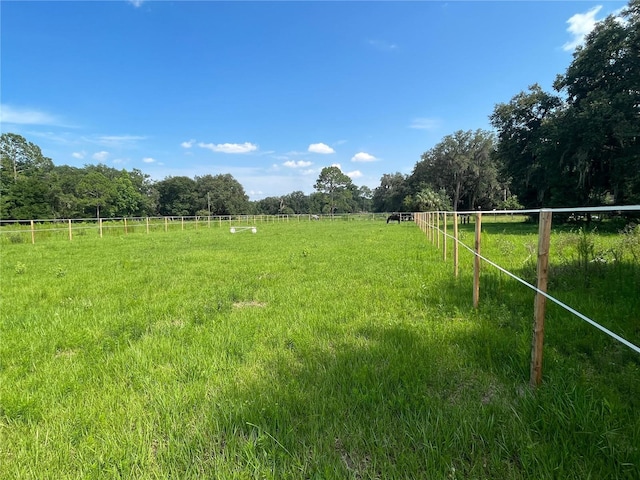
230, 226, 257, 234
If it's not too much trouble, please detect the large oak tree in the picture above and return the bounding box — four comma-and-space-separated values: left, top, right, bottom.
410, 129, 499, 211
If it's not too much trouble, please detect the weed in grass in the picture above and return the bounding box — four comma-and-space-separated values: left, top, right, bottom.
621, 223, 640, 262
8, 233, 25, 244
54, 264, 67, 278
576, 227, 596, 275
14, 261, 26, 274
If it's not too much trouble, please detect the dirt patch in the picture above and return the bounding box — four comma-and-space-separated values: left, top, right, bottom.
232, 301, 267, 308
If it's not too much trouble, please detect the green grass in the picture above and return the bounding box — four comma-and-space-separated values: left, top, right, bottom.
1, 220, 639, 479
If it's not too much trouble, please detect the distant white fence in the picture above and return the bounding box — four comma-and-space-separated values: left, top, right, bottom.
0, 213, 398, 244
414, 205, 640, 387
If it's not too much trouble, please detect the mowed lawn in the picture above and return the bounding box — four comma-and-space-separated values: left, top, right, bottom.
1, 219, 638, 479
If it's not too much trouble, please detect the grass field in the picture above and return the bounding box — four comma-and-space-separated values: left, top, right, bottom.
1, 219, 639, 479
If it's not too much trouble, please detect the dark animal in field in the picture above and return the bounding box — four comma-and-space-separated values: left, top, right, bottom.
401, 213, 414, 222
387, 214, 401, 224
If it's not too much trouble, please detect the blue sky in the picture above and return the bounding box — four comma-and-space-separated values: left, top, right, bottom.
1, 0, 628, 200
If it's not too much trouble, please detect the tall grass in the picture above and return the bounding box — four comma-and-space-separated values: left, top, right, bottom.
1, 220, 638, 478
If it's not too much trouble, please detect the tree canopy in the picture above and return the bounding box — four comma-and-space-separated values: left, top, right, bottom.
313, 166, 353, 214
491, 1, 640, 208
372, 173, 408, 213
409, 130, 499, 211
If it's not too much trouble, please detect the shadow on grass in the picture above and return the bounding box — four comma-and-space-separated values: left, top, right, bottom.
185, 267, 640, 479
201, 318, 531, 479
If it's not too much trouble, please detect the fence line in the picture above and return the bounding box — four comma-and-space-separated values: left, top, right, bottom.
452, 205, 640, 215
453, 237, 640, 355
414, 206, 640, 387
0, 213, 400, 244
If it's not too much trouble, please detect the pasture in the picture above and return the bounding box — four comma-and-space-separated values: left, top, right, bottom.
1, 218, 639, 479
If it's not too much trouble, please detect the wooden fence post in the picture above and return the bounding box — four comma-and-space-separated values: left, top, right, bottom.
30, 220, 35, 244
473, 211, 482, 308
68, 219, 73, 241
431, 213, 435, 243
530, 209, 553, 388
124, 218, 128, 234
181, 217, 184, 230
165, 217, 168, 232
453, 212, 459, 277
99, 218, 103, 238
436, 212, 440, 248
443, 213, 447, 260
425, 213, 429, 239
146, 217, 149, 234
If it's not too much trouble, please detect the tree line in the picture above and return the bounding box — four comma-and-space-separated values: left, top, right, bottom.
0, 139, 375, 219
1, 1, 638, 220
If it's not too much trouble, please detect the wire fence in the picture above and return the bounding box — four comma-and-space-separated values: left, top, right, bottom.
414, 206, 640, 386
0, 212, 404, 244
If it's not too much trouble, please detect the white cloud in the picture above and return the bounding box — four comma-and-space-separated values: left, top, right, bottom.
368, 39, 398, 51
92, 135, 146, 147
0, 104, 62, 126
198, 142, 258, 153
24, 131, 76, 145
129, 0, 144, 7
409, 117, 440, 130
351, 152, 377, 162
181, 139, 195, 148
72, 151, 86, 159
563, 6, 603, 51
142, 157, 155, 163
283, 160, 313, 168
346, 170, 363, 179
92, 151, 109, 161
308, 143, 335, 154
